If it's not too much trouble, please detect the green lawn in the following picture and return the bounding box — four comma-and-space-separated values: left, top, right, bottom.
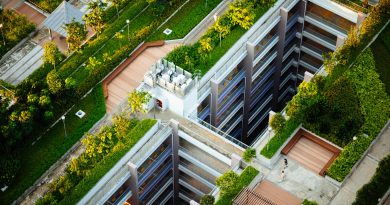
0, 85, 106, 204
148, 0, 223, 41
371, 24, 390, 95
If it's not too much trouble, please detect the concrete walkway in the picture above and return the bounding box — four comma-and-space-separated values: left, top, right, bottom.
330, 122, 390, 205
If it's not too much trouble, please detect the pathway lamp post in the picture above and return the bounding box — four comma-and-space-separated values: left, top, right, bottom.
61, 116, 67, 137
267, 127, 272, 151
126, 19, 130, 41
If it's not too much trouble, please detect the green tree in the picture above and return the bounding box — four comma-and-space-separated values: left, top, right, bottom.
270, 112, 286, 133
65, 77, 76, 89
85, 56, 102, 74
216, 170, 240, 195
64, 19, 87, 52
83, 1, 106, 35
200, 194, 215, 205
127, 90, 151, 116
227, 1, 255, 29
108, 0, 125, 18
213, 17, 230, 47
46, 70, 64, 94
43, 41, 62, 69
198, 37, 213, 54
112, 113, 131, 139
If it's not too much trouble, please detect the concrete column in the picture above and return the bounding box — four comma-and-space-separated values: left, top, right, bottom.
268, 110, 276, 125
336, 35, 346, 48
303, 71, 314, 82
231, 153, 242, 170
170, 119, 180, 205
272, 8, 288, 110
127, 162, 139, 205
242, 42, 255, 142
210, 80, 218, 126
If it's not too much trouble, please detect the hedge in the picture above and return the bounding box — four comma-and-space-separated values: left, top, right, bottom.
353, 154, 390, 205
215, 166, 259, 205
38, 119, 156, 205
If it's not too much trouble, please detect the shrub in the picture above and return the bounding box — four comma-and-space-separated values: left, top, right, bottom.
353, 155, 390, 205
200, 194, 215, 205
243, 147, 256, 162
270, 112, 286, 133
302, 199, 318, 205
215, 166, 259, 205
327, 135, 371, 182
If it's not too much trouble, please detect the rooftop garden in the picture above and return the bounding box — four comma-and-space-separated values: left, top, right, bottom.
371, 23, 390, 94
148, 0, 224, 41
215, 166, 259, 205
36, 118, 156, 205
260, 0, 390, 183
166, 0, 276, 75
0, 9, 36, 58
331, 0, 371, 13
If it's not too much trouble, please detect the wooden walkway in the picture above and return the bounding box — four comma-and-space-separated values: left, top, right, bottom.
105, 43, 179, 112
252, 180, 301, 205
288, 137, 334, 174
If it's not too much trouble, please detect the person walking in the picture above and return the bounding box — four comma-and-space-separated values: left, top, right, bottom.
284, 158, 288, 168
280, 170, 286, 182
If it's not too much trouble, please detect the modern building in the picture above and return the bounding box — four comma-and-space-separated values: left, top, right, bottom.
77, 0, 368, 204
78, 119, 245, 205
191, 0, 364, 145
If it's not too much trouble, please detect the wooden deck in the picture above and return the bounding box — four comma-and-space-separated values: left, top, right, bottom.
281, 128, 341, 176
252, 180, 301, 205
105, 43, 179, 112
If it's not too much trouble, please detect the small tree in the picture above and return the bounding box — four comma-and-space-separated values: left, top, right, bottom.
243, 147, 256, 162
83, 1, 106, 35
270, 112, 286, 133
46, 70, 64, 94
198, 37, 213, 54
216, 170, 240, 195
200, 194, 215, 205
43, 41, 62, 69
64, 19, 87, 52
227, 1, 255, 30
85, 56, 102, 74
109, 0, 125, 18
127, 90, 151, 116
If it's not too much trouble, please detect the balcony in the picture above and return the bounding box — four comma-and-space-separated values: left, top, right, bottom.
139, 161, 173, 200
249, 94, 273, 123
253, 51, 277, 80
216, 86, 244, 118
286, 12, 301, 32
250, 80, 274, 109
178, 148, 223, 177
179, 177, 206, 196
218, 104, 243, 130
305, 11, 348, 37
281, 56, 297, 76
179, 161, 216, 186
254, 34, 279, 62
278, 86, 295, 102
104, 186, 132, 205
143, 176, 173, 204
283, 43, 298, 62
248, 108, 271, 135
299, 53, 323, 73
218, 69, 245, 101
303, 26, 337, 50
198, 105, 210, 121
138, 145, 172, 185
251, 65, 275, 95
225, 115, 243, 134
301, 43, 324, 60
279, 72, 295, 89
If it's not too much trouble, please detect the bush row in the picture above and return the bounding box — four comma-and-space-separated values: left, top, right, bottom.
215, 166, 259, 205
37, 119, 156, 205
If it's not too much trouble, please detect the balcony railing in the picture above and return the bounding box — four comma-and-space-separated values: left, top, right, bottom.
305, 11, 348, 36
104, 186, 132, 205
250, 80, 274, 109
249, 94, 273, 123
253, 51, 277, 80
251, 66, 275, 95
218, 69, 245, 101
217, 85, 244, 117
303, 27, 337, 49
218, 104, 243, 130
248, 108, 271, 135
286, 12, 300, 32
138, 146, 172, 183
254, 34, 279, 60
198, 105, 210, 121
139, 161, 173, 200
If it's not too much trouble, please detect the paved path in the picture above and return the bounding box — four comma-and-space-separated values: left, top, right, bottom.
330, 122, 390, 205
